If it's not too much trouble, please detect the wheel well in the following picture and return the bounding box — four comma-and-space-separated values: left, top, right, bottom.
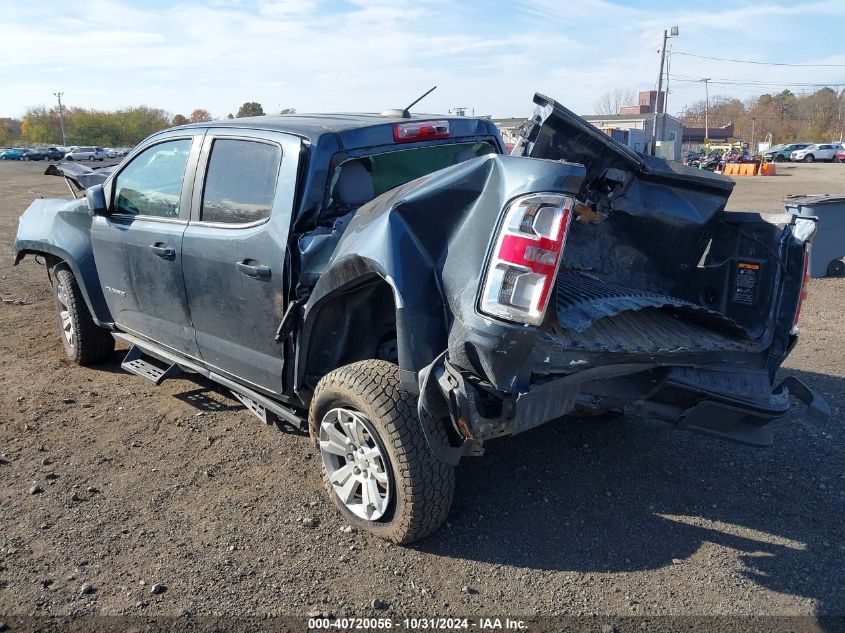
301, 277, 398, 394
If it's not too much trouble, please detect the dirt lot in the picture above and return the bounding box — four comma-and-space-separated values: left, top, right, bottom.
0, 160, 843, 628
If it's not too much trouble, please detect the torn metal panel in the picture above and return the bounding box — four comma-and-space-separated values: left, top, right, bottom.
44, 162, 117, 192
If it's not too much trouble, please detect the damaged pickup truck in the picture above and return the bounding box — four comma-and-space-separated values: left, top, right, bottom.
14, 94, 828, 543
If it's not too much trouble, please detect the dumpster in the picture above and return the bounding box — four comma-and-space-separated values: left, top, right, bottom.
785, 195, 845, 277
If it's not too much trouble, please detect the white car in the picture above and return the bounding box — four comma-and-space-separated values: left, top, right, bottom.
790, 143, 839, 162
64, 146, 109, 161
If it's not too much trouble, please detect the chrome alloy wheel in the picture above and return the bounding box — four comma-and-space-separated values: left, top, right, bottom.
57, 281, 75, 348
319, 407, 391, 521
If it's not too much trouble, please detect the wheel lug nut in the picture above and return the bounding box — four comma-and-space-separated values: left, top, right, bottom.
353, 467, 361, 475
346, 453, 354, 461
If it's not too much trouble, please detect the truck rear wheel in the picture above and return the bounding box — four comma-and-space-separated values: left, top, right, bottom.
54, 266, 115, 365
309, 359, 455, 544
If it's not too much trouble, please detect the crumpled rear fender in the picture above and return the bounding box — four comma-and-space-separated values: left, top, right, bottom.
14, 197, 113, 326
295, 154, 586, 395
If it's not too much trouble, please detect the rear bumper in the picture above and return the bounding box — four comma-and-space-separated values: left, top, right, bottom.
419, 355, 829, 464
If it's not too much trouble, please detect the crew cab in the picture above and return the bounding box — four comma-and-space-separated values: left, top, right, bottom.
14, 94, 828, 543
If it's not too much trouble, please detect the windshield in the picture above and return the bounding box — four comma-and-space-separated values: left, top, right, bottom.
326, 141, 496, 212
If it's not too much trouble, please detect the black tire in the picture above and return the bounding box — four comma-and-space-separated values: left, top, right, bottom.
803, 154, 815, 163
774, 155, 785, 162
88, 155, 95, 161
828, 259, 845, 278
309, 359, 455, 544
53, 265, 115, 365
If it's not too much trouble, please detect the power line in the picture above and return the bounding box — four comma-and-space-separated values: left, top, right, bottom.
673, 51, 845, 68
671, 76, 845, 88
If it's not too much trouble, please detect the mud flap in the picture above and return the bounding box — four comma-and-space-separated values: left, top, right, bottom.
775, 376, 830, 425
417, 352, 486, 466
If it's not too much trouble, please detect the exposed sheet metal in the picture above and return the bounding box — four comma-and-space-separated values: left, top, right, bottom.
44, 162, 116, 190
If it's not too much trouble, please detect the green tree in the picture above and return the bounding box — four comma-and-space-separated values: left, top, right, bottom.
237, 102, 264, 117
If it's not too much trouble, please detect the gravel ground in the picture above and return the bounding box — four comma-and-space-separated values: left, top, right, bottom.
0, 160, 843, 628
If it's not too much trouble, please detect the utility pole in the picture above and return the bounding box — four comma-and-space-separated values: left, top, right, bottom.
660, 46, 672, 142
700, 78, 711, 145
650, 26, 678, 156
751, 116, 756, 152
53, 92, 67, 147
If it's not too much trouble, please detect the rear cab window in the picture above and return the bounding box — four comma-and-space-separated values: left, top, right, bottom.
200, 139, 282, 225
325, 141, 496, 214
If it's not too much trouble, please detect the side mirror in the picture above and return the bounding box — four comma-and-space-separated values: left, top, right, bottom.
86, 184, 108, 216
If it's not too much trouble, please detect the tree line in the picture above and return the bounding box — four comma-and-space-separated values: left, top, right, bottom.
0, 102, 296, 147
678, 87, 845, 145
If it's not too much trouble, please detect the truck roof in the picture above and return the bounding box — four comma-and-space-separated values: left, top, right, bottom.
177, 113, 501, 149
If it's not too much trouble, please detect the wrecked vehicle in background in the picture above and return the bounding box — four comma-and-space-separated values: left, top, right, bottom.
14, 93, 827, 544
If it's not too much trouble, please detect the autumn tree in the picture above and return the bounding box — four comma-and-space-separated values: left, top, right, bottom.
190, 108, 213, 123
237, 102, 264, 117
0, 118, 22, 145
172, 113, 189, 126
593, 88, 636, 115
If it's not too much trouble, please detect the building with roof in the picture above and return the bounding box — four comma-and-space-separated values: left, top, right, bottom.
581, 112, 683, 160
681, 123, 736, 151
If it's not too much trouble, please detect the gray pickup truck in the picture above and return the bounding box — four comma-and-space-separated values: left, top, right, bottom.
14, 94, 827, 544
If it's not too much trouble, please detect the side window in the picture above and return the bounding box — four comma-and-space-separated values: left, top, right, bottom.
114, 139, 192, 218
200, 139, 281, 224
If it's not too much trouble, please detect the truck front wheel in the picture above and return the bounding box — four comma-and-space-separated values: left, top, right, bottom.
54, 266, 115, 365
309, 359, 455, 544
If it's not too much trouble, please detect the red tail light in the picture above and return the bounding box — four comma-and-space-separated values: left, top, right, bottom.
793, 245, 811, 325
480, 193, 574, 325
393, 120, 449, 143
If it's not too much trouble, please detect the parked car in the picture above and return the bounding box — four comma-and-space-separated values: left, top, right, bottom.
105, 148, 118, 158
64, 146, 109, 161
23, 147, 64, 161
763, 143, 810, 162
14, 94, 828, 544
790, 144, 839, 162
0, 148, 27, 160
681, 150, 703, 166
835, 145, 845, 163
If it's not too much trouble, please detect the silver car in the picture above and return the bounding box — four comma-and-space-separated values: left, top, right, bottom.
64, 146, 109, 161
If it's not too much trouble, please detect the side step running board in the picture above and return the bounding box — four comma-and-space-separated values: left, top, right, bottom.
121, 345, 182, 385
113, 333, 304, 431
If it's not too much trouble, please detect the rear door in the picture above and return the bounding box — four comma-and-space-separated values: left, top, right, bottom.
181, 129, 300, 394
90, 132, 204, 357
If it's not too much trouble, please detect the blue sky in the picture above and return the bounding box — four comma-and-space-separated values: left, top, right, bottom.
2, 0, 844, 119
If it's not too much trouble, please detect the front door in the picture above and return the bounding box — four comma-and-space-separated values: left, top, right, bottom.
181, 131, 299, 393
91, 135, 203, 358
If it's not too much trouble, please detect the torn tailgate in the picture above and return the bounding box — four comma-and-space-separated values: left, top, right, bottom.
497, 95, 828, 440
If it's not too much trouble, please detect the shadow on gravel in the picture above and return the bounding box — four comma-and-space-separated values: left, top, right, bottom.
419, 368, 844, 617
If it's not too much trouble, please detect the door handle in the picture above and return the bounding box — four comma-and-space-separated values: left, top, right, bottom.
237, 261, 271, 279
150, 243, 175, 259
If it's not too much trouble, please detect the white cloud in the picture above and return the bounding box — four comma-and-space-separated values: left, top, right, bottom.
1, 0, 843, 119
